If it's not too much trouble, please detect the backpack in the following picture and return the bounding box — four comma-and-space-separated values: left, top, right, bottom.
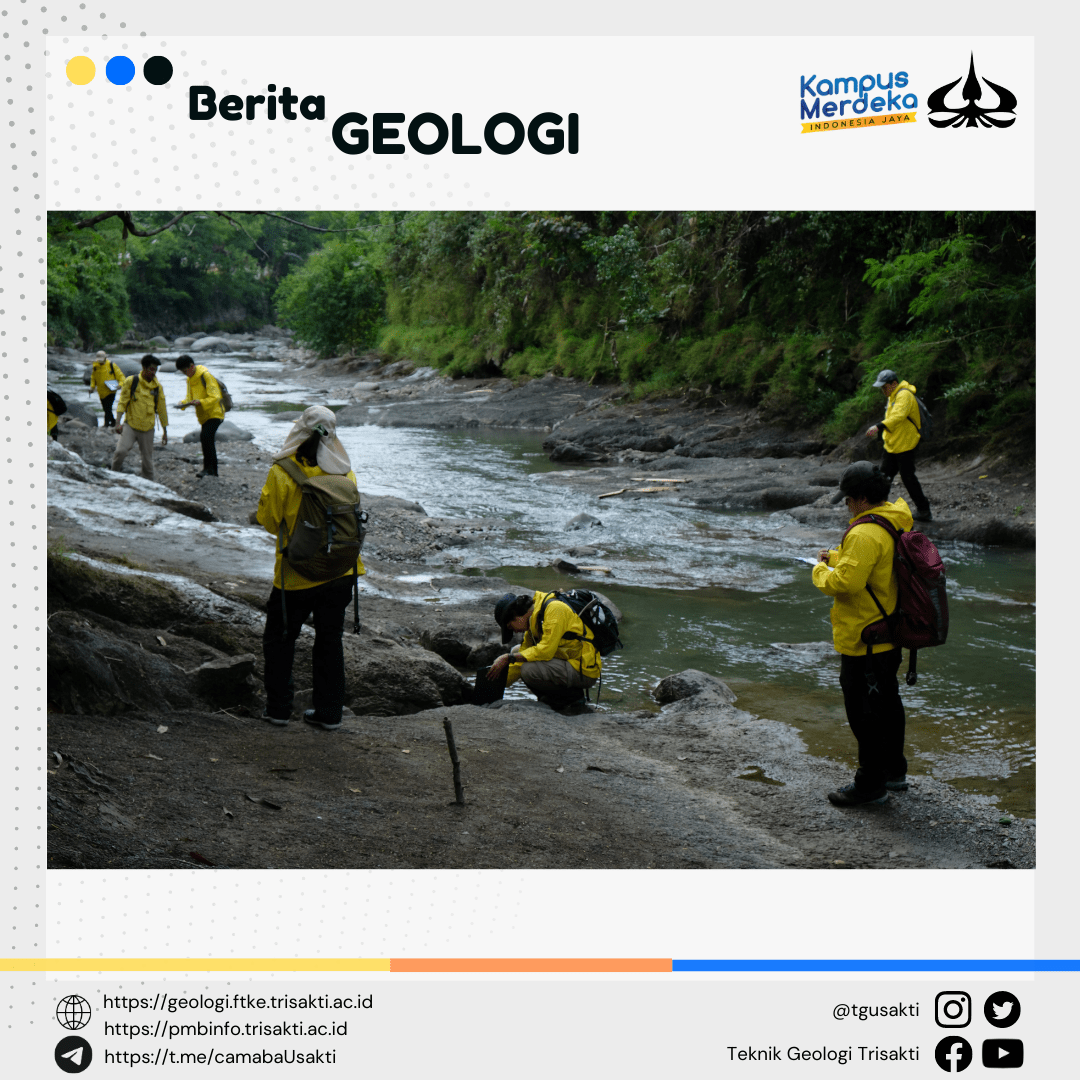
46, 388, 67, 416
273, 457, 368, 637
536, 589, 623, 657
202, 372, 233, 413
898, 386, 934, 437
845, 514, 949, 684
275, 457, 367, 581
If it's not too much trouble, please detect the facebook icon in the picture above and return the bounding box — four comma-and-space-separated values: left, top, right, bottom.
935, 1036, 973, 1072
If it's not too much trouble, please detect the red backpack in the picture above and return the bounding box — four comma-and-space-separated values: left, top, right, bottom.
844, 514, 949, 684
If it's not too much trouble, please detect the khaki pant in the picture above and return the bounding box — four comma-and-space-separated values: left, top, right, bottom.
519, 658, 597, 698
111, 425, 155, 480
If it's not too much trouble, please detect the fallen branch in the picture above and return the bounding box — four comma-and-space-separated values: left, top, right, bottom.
598, 488, 627, 499
442, 719, 466, 806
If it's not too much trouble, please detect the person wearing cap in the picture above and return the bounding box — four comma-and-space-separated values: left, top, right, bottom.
256, 406, 365, 732
88, 350, 125, 429
488, 591, 601, 711
175, 354, 225, 478
111, 354, 168, 480
865, 368, 932, 522
812, 461, 912, 807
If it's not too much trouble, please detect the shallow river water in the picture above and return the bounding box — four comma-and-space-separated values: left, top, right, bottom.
80, 351, 1039, 817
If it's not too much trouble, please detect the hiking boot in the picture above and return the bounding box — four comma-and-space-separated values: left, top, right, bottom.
558, 700, 593, 716
827, 783, 888, 807
262, 708, 289, 727
303, 709, 341, 732
885, 775, 910, 791
912, 507, 933, 522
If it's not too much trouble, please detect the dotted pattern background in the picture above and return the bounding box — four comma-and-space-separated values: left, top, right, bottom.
4, 5, 1042, 1070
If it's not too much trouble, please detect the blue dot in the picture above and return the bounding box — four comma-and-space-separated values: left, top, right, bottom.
105, 55, 135, 86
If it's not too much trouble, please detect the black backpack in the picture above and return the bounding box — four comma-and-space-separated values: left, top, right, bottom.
47, 388, 67, 416
537, 589, 622, 657
898, 386, 934, 437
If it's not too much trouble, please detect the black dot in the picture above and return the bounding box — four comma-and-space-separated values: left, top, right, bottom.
143, 55, 173, 86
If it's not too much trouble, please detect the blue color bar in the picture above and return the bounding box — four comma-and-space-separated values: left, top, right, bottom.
674, 960, 1080, 972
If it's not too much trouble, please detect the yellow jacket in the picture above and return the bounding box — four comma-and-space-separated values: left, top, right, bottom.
507, 590, 602, 685
89, 358, 125, 399
115, 373, 168, 433
47, 399, 59, 433
256, 457, 366, 591
181, 364, 225, 424
811, 498, 913, 656
879, 380, 922, 454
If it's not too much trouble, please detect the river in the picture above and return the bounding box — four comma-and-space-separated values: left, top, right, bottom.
73, 348, 1038, 817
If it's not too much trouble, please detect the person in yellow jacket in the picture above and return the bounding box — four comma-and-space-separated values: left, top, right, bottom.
47, 389, 62, 440
488, 590, 601, 712
257, 406, 365, 731
865, 368, 932, 522
812, 461, 912, 807
176, 354, 225, 478
88, 350, 125, 428
111, 354, 168, 480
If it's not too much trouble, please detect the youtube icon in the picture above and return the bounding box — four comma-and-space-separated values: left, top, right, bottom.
982, 1039, 1024, 1069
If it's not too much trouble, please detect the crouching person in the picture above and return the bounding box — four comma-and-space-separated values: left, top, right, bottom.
489, 591, 600, 712
257, 406, 366, 731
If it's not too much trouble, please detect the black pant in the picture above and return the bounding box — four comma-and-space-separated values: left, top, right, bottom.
200, 417, 223, 475
838, 648, 908, 792
262, 576, 354, 723
100, 392, 116, 428
881, 448, 929, 512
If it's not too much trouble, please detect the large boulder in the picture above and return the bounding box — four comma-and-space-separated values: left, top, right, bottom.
60, 398, 99, 428
189, 336, 230, 352
193, 654, 257, 706
344, 636, 471, 716
47, 613, 199, 715
653, 669, 737, 710
182, 420, 254, 443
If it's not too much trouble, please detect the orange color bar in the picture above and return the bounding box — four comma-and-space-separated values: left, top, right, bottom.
392, 958, 672, 973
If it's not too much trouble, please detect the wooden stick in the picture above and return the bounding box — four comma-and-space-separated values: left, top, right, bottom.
598, 488, 627, 499
630, 477, 692, 483
442, 718, 465, 806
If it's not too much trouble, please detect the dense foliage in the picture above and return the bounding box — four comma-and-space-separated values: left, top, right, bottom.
274, 240, 385, 357
48, 209, 1035, 451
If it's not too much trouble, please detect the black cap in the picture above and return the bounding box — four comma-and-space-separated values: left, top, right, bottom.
494, 592, 521, 644
872, 368, 899, 388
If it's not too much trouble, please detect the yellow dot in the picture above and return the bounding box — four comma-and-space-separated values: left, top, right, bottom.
66, 56, 96, 85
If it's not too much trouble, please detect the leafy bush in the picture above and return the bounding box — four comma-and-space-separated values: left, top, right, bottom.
274, 241, 386, 357
47, 239, 131, 348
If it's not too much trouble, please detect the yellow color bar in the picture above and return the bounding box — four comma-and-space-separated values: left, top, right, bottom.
5, 958, 392, 972
801, 112, 916, 134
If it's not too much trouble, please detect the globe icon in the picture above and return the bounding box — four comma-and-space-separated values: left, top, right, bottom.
56, 995, 91, 1030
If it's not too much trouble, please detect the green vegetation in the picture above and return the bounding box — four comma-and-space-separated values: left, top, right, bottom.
274, 240, 384, 356
373, 211, 1034, 449
50, 209, 1035, 451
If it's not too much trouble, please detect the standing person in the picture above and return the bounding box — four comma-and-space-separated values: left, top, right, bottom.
175, 354, 224, 478
256, 406, 365, 732
812, 461, 913, 807
865, 368, 932, 522
88, 350, 125, 428
488, 591, 601, 712
111, 354, 168, 480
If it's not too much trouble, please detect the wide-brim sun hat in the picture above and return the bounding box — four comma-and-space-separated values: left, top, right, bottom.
274, 404, 352, 475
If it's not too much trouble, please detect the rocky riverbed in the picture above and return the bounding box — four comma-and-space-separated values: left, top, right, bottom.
46, 345, 1036, 870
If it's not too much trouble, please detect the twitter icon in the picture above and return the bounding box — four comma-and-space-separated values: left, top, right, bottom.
984, 990, 1021, 1029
